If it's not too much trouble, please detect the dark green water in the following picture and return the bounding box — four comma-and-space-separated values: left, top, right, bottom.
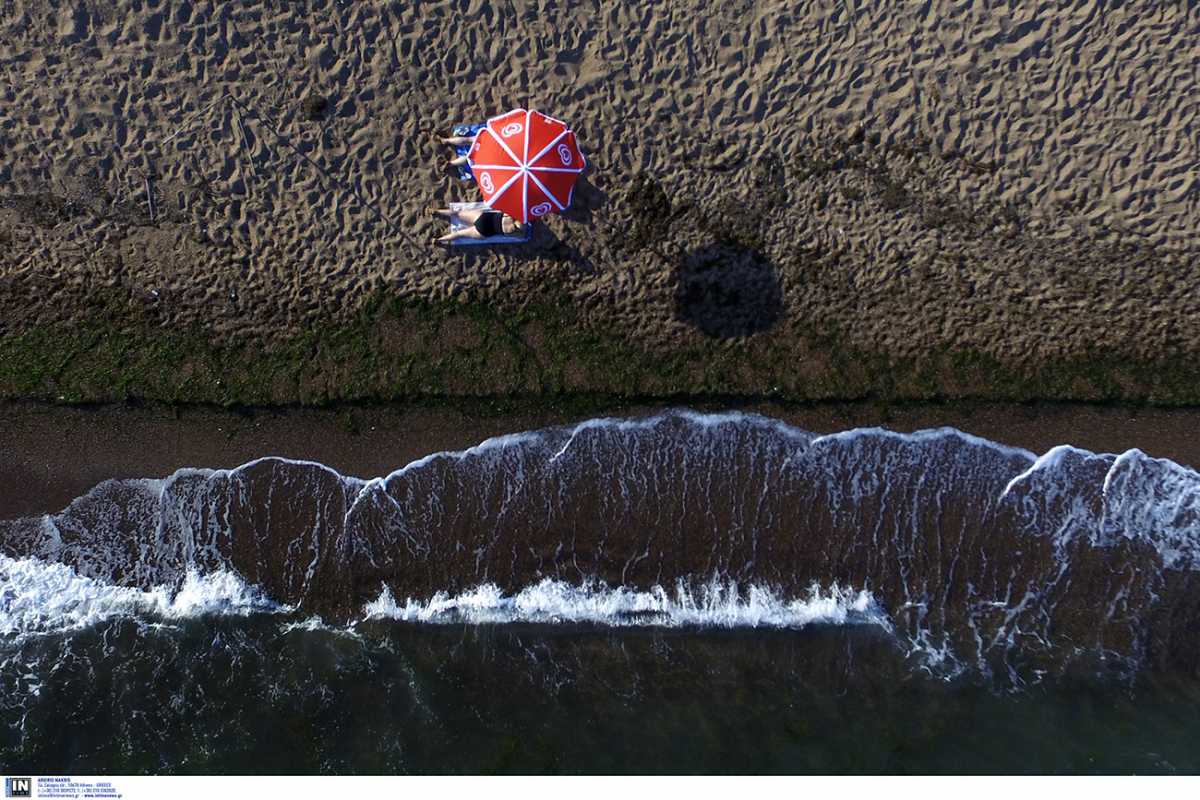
2, 613, 1197, 774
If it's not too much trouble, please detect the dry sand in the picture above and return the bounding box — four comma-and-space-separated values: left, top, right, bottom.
1, 1, 1199, 367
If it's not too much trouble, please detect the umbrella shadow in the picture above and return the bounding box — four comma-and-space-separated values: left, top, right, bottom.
672, 243, 784, 338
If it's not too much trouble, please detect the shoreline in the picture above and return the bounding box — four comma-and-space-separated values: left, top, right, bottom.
3, 398, 1198, 520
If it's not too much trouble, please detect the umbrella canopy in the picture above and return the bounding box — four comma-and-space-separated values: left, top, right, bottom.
469, 109, 586, 224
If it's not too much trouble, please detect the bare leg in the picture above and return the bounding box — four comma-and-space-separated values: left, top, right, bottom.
436, 228, 482, 244
441, 136, 474, 146
450, 154, 469, 167
454, 208, 484, 225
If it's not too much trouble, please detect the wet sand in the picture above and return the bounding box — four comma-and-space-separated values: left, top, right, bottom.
2, 400, 1198, 520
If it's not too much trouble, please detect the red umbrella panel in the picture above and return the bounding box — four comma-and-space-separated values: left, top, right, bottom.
469, 109, 586, 224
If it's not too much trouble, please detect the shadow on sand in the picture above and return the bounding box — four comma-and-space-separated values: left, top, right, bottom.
672, 242, 783, 338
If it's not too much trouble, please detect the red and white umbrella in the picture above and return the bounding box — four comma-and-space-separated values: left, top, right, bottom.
469, 109, 586, 224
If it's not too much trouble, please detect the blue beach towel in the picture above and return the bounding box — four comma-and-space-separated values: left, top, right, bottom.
451, 123, 485, 181
448, 202, 532, 246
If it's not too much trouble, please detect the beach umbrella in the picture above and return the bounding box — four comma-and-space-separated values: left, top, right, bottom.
469, 109, 586, 224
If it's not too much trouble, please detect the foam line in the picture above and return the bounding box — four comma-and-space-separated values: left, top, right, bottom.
362, 578, 888, 630
0, 555, 287, 638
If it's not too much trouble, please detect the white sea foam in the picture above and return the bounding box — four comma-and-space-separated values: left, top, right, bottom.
812, 424, 1037, 462
1099, 448, 1200, 569
0, 555, 287, 638
1000, 444, 1094, 500
995, 442, 1200, 570
361, 578, 889, 630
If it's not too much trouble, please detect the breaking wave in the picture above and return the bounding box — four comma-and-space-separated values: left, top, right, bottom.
2, 409, 1198, 684
362, 579, 885, 629
0, 556, 284, 638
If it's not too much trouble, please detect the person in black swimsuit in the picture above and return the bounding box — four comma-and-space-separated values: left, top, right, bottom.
473, 210, 504, 238
433, 206, 525, 244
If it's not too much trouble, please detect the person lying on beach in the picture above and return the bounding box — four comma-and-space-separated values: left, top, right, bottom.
439, 133, 475, 168
438, 122, 486, 174
433, 206, 525, 244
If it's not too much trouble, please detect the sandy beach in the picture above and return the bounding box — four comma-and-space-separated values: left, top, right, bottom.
2, 1, 1199, 406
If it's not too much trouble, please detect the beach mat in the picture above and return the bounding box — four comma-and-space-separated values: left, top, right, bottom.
449, 202, 532, 246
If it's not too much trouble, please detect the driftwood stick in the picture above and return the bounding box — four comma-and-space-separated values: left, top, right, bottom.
145, 174, 155, 223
